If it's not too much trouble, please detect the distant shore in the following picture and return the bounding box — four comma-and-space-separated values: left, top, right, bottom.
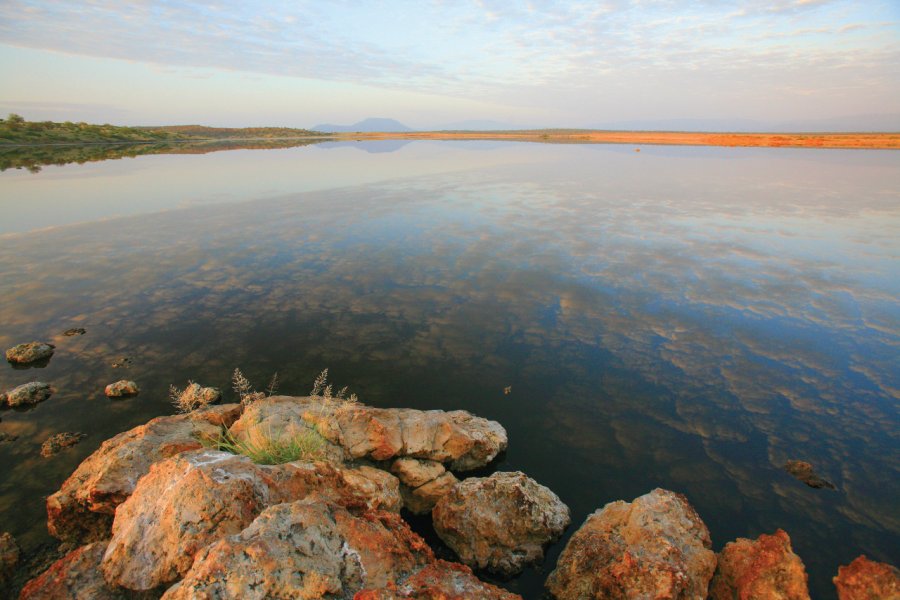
333, 130, 900, 150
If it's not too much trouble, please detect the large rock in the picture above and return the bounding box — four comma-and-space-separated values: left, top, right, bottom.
356, 559, 522, 599
101, 449, 403, 591
391, 457, 458, 514
232, 396, 508, 470
104, 380, 140, 398
833, 555, 899, 600
47, 404, 243, 543
6, 341, 54, 365
19, 541, 154, 600
432, 471, 570, 575
546, 488, 717, 600
0, 531, 18, 588
709, 529, 809, 600
162, 498, 433, 599
1, 381, 53, 408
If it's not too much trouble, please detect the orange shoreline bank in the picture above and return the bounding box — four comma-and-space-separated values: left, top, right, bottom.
333, 130, 900, 150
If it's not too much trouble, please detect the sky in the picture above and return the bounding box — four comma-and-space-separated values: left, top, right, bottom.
0, 0, 898, 130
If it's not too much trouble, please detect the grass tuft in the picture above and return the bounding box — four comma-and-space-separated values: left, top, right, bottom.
207, 424, 326, 465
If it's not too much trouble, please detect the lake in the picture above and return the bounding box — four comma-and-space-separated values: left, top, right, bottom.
0, 140, 898, 598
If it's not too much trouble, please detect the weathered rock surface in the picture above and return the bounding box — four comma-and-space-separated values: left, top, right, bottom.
19, 541, 154, 600
784, 459, 836, 490
162, 498, 433, 600
433, 471, 570, 575
0, 531, 19, 587
357, 559, 522, 600
101, 449, 403, 591
1, 381, 53, 408
833, 555, 900, 600
233, 396, 508, 470
546, 488, 717, 600
46, 403, 243, 543
709, 529, 809, 600
392, 457, 458, 514
5, 341, 55, 365
104, 380, 140, 398
41, 432, 88, 457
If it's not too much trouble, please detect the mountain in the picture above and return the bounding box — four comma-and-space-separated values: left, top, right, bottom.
312, 118, 414, 133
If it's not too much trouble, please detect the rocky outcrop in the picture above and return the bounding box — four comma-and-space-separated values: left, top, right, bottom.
41, 432, 87, 457
233, 396, 508, 470
19, 541, 153, 600
104, 380, 140, 398
709, 529, 809, 600
784, 460, 836, 490
357, 559, 522, 599
1, 381, 53, 408
432, 471, 570, 575
46, 403, 243, 543
101, 449, 403, 591
546, 488, 717, 600
391, 457, 458, 514
162, 498, 433, 599
833, 555, 899, 600
0, 531, 18, 588
5, 341, 54, 365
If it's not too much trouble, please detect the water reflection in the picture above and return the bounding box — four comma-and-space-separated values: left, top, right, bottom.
0, 144, 897, 598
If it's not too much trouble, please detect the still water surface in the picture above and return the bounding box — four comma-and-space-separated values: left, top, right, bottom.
0, 141, 898, 597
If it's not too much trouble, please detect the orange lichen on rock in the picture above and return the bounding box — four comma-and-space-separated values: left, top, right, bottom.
709, 529, 810, 599
833, 555, 900, 600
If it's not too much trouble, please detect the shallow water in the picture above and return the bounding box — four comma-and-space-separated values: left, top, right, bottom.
0, 140, 898, 598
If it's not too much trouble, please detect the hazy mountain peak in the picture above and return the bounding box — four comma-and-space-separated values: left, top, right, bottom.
312, 118, 413, 133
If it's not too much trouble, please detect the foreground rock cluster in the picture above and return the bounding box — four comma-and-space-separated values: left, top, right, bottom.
17, 396, 899, 599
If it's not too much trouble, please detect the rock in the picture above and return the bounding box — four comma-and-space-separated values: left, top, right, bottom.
102, 449, 404, 591
41, 432, 88, 457
392, 458, 458, 514
833, 555, 899, 600
46, 404, 243, 543
357, 559, 522, 599
784, 459, 836, 490
432, 471, 570, 575
19, 541, 153, 600
110, 357, 132, 368
162, 498, 434, 599
104, 380, 140, 398
62, 328, 86, 336
5, 341, 55, 365
0, 431, 18, 443
709, 529, 810, 600
0, 531, 19, 587
1, 381, 53, 408
545, 488, 717, 600
232, 396, 508, 470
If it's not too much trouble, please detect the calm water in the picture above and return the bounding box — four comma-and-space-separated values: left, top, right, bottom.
0, 141, 898, 598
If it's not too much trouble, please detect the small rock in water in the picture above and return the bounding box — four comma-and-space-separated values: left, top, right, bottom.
111, 356, 133, 368
5, 341, 55, 366
709, 529, 810, 600
0, 531, 19, 587
41, 432, 88, 457
62, 328, 86, 336
784, 460, 836, 490
833, 555, 899, 600
1, 382, 53, 408
105, 380, 140, 398
0, 432, 19, 444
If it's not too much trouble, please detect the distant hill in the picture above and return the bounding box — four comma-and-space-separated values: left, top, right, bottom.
312, 118, 414, 133
589, 113, 900, 133
144, 124, 324, 139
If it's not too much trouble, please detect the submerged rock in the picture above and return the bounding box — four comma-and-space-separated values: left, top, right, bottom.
162, 498, 433, 599
784, 460, 836, 490
62, 328, 86, 336
104, 380, 139, 398
391, 457, 458, 514
833, 555, 899, 600
46, 404, 243, 543
5, 341, 55, 365
0, 531, 19, 588
110, 357, 132, 369
709, 529, 810, 600
1, 381, 53, 408
41, 432, 88, 457
546, 488, 717, 600
432, 471, 570, 575
0, 431, 18, 444
357, 559, 522, 600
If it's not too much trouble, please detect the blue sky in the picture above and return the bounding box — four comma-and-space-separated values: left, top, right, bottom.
0, 1, 898, 129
